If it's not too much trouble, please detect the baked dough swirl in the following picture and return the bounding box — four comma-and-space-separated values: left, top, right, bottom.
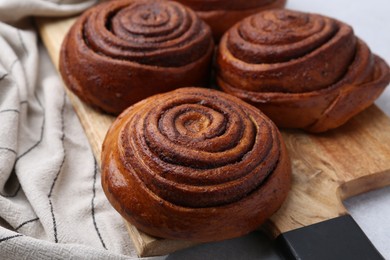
217, 9, 390, 132
176, 0, 287, 41
101, 87, 291, 241
60, 0, 213, 114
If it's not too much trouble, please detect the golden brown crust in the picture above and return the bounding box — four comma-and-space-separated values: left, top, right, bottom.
176, 0, 287, 41
217, 9, 390, 132
101, 87, 291, 241
59, 0, 214, 115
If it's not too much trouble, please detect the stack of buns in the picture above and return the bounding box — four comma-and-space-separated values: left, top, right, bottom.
59, 0, 390, 242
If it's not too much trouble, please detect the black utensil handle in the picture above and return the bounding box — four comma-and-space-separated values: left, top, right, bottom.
276, 215, 384, 260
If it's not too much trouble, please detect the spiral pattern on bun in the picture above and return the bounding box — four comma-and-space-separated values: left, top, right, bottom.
101, 87, 291, 241
217, 9, 390, 132
60, 0, 213, 114
176, 0, 287, 41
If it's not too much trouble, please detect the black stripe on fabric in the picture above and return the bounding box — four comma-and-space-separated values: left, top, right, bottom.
0, 109, 19, 114
91, 158, 107, 250
14, 217, 39, 231
16, 116, 44, 161
0, 234, 23, 243
48, 199, 58, 243
48, 93, 66, 197
16, 92, 45, 162
48, 154, 65, 198
47, 92, 66, 243
0, 147, 17, 155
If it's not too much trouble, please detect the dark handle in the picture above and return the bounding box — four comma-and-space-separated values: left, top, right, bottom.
276, 215, 384, 260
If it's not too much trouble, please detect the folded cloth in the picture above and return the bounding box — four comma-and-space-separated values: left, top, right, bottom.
0, 1, 162, 259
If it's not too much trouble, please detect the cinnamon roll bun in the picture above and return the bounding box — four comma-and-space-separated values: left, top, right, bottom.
217, 9, 390, 132
176, 0, 287, 41
60, 0, 214, 114
101, 87, 291, 241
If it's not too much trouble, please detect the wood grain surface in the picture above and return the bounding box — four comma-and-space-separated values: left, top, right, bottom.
37, 16, 390, 257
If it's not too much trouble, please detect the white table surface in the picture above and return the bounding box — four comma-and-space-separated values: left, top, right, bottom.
164, 1, 390, 259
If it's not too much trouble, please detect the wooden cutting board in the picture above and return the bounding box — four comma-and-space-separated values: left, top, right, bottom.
36, 16, 390, 257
